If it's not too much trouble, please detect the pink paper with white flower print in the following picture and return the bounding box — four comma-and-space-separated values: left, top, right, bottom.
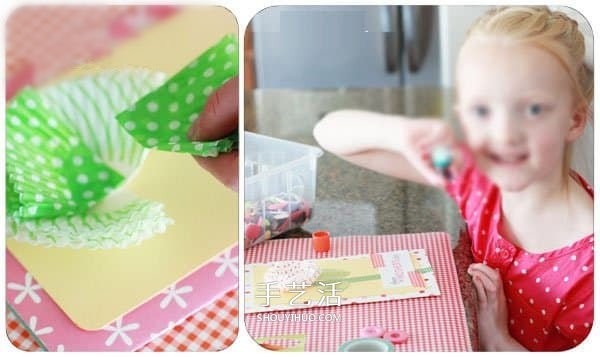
6, 246, 238, 351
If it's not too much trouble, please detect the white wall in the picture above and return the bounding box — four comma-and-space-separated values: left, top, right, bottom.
438, 5, 493, 88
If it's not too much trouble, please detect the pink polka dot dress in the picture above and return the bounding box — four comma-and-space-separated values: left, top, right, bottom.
444, 147, 594, 351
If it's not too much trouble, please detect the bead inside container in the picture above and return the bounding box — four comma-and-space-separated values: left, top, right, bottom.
244, 132, 323, 248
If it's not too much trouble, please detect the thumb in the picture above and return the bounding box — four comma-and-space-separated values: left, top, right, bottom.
188, 76, 238, 141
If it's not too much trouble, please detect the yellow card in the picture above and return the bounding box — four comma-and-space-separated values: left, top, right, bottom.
245, 250, 440, 313
7, 7, 238, 330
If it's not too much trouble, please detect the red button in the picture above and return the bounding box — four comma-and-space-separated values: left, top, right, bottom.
312, 230, 331, 253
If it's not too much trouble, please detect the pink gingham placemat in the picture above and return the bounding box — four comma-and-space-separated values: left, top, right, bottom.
5, 245, 237, 351
7, 289, 238, 352
244, 232, 472, 352
6, 5, 178, 99
140, 289, 238, 352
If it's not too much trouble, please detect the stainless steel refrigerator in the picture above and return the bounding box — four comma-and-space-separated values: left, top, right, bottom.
250, 5, 441, 89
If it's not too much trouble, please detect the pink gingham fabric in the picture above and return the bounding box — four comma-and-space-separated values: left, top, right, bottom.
139, 289, 239, 352
6, 310, 39, 352
244, 233, 472, 352
7, 289, 238, 352
6, 5, 177, 99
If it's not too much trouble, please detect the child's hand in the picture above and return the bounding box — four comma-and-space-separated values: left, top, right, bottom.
468, 263, 524, 351
188, 76, 238, 191
400, 119, 462, 187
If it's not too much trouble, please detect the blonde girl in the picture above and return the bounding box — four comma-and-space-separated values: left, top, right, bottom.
313, 6, 593, 351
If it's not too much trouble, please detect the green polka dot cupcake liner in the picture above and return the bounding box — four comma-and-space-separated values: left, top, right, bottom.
7, 199, 173, 250
6, 89, 124, 219
116, 34, 239, 157
6, 69, 175, 249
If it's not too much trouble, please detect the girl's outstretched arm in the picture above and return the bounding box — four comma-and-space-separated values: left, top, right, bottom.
313, 109, 455, 187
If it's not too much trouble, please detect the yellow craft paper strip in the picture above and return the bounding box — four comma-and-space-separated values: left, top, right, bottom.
8, 150, 237, 329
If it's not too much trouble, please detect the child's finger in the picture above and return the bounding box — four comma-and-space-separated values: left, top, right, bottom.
431, 124, 455, 146
416, 140, 461, 183
411, 151, 446, 186
447, 145, 464, 178
469, 263, 501, 287
469, 271, 500, 307
415, 135, 444, 154
473, 276, 488, 307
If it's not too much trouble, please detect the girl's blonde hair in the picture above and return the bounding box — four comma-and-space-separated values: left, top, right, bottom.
465, 6, 593, 178
467, 6, 593, 105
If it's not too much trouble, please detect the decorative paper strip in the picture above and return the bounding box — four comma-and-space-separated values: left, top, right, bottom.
115, 34, 239, 157
5, 245, 238, 351
5, 69, 175, 249
255, 334, 307, 352
245, 249, 440, 313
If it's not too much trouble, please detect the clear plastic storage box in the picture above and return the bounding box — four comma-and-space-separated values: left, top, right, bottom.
244, 132, 323, 248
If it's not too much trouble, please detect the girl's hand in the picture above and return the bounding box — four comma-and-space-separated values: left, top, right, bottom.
469, 263, 510, 350
399, 119, 462, 187
468, 263, 526, 351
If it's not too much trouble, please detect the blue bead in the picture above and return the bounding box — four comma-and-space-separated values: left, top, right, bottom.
431, 146, 452, 169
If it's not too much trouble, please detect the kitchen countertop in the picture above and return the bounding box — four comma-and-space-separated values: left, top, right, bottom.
245, 87, 465, 247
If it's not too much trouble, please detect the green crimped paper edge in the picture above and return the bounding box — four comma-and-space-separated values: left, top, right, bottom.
115, 34, 239, 157
7, 200, 174, 250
